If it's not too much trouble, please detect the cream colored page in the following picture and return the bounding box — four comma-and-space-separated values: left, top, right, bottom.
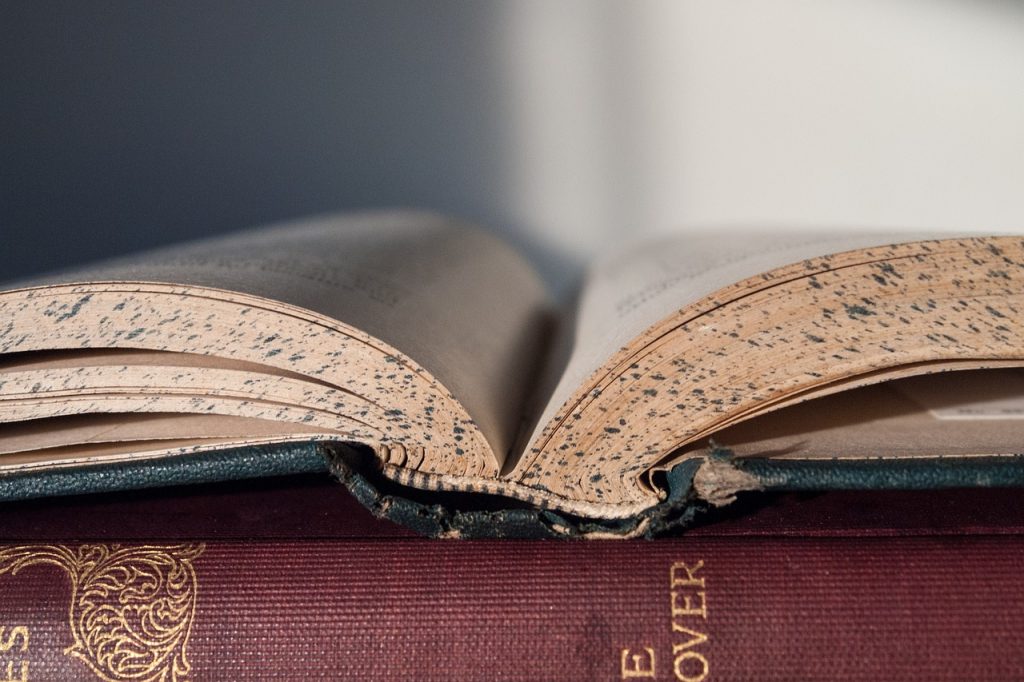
525, 230, 957, 451
7, 211, 550, 459
683, 369, 1024, 461
0, 413, 336, 455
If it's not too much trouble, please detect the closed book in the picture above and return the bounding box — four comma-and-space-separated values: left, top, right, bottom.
1, 475, 1022, 681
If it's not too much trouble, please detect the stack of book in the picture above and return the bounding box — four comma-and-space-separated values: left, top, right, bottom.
1, 211, 1023, 679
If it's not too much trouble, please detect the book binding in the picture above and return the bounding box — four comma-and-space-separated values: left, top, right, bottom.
5, 441, 1024, 538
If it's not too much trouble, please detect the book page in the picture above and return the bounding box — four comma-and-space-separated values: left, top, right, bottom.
6, 211, 550, 460
681, 369, 1024, 460
522, 230, 953, 455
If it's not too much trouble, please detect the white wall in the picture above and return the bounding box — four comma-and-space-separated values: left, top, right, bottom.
498, 0, 1024, 290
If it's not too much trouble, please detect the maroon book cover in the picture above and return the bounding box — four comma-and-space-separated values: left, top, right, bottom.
0, 476, 1022, 681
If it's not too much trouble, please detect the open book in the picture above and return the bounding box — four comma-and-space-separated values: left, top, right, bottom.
3, 211, 1024, 537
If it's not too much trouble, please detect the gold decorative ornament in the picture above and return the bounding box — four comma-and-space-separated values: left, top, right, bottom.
0, 544, 204, 682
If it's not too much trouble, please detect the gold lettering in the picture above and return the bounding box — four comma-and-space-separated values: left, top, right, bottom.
672, 649, 709, 682
620, 647, 656, 679
0, 626, 30, 682
670, 589, 707, 619
670, 561, 705, 588
668, 560, 709, 681
670, 623, 708, 650
0, 628, 27, 653
618, 559, 710, 681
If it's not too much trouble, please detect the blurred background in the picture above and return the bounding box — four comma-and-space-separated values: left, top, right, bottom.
3, 0, 1024, 295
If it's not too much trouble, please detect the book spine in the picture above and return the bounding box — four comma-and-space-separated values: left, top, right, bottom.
1, 537, 1022, 681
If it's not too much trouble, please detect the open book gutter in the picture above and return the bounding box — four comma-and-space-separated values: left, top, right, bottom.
2, 211, 1024, 537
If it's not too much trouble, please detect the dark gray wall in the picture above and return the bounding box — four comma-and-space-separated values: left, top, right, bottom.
2, 2, 542, 282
